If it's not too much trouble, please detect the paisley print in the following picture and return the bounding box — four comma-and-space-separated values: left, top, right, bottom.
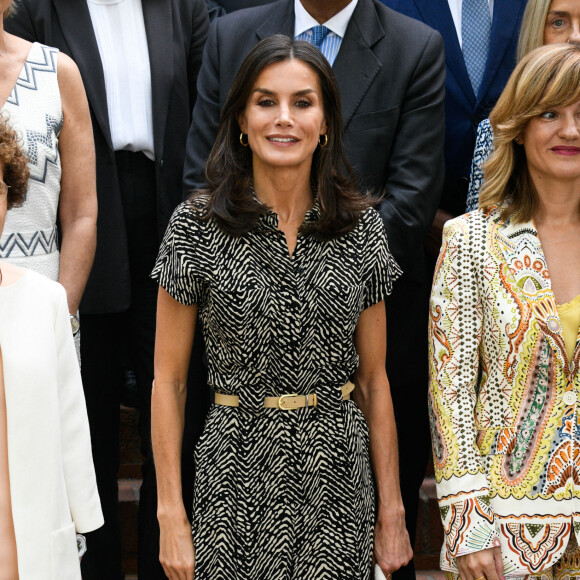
430, 210, 580, 575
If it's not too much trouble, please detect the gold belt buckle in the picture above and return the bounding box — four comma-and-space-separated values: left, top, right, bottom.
278, 393, 298, 410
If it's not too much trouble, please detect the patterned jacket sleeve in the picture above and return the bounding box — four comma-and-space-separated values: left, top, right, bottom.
429, 215, 499, 561
465, 119, 494, 213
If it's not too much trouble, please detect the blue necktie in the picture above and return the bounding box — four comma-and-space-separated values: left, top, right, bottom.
310, 25, 330, 48
462, 0, 491, 96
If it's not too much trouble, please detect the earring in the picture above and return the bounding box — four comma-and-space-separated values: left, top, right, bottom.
319, 134, 328, 148
240, 133, 249, 147
515, 135, 523, 145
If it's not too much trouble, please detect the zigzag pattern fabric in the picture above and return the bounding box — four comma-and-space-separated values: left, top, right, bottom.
1, 43, 63, 281
152, 198, 402, 579
0, 227, 58, 259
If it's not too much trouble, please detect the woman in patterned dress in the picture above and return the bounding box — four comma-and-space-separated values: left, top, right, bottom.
0, 0, 96, 339
430, 43, 580, 580
466, 0, 580, 212
151, 35, 412, 580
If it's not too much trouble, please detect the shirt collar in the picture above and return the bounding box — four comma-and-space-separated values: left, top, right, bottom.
294, 0, 358, 39
252, 185, 321, 230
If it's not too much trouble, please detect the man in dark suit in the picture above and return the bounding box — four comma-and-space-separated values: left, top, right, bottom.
183, 0, 445, 576
380, 0, 527, 224
6, 1, 209, 578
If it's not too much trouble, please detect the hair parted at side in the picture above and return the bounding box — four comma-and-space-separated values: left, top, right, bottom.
197, 34, 372, 240
0, 114, 29, 209
516, 0, 551, 62
480, 43, 580, 223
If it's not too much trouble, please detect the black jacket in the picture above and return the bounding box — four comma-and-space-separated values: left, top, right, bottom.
7, 0, 210, 313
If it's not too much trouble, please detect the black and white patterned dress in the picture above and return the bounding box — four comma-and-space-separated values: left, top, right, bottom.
152, 198, 401, 580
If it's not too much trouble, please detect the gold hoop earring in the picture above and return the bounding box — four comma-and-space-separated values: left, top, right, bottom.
240, 133, 249, 147
319, 134, 328, 148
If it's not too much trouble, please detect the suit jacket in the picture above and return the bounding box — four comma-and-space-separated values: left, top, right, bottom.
205, 0, 275, 20
6, 0, 209, 313
429, 209, 580, 575
0, 271, 103, 579
183, 0, 445, 282
381, 0, 527, 216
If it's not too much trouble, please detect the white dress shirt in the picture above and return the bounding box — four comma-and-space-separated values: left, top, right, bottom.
87, 0, 155, 160
447, 0, 494, 48
294, 0, 358, 66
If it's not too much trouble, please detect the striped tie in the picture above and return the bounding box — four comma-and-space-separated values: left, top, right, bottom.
310, 25, 330, 48
462, 0, 491, 96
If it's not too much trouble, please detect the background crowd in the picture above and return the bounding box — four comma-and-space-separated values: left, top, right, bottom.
2, 0, 580, 578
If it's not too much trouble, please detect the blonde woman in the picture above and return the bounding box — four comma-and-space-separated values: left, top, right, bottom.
465, 0, 580, 211
430, 43, 580, 580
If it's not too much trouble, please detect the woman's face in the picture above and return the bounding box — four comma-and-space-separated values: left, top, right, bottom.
522, 100, 580, 186
238, 59, 327, 177
544, 0, 580, 45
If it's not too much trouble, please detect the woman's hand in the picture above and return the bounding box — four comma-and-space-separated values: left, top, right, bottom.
374, 509, 413, 575
158, 512, 195, 580
456, 547, 504, 580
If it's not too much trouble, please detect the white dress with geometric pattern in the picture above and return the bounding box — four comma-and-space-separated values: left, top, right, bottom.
0, 42, 62, 281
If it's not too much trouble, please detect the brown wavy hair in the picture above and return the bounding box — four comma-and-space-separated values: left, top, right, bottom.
0, 114, 29, 209
480, 44, 580, 222
199, 34, 372, 240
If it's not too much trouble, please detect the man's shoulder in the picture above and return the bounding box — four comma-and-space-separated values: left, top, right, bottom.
369, 0, 440, 43
213, 0, 289, 29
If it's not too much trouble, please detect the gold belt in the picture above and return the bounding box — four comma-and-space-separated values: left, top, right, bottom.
214, 381, 355, 411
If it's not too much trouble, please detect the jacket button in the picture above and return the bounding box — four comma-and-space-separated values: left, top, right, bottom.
563, 391, 577, 405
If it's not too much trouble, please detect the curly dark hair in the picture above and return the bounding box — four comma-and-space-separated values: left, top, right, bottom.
0, 114, 29, 210
200, 35, 372, 240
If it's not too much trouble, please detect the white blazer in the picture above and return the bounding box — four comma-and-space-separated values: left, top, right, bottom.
0, 269, 103, 580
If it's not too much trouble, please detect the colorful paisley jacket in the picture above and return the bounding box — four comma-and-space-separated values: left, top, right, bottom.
429, 209, 580, 576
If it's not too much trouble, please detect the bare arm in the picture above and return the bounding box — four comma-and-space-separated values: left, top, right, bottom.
153, 286, 197, 580
57, 52, 97, 314
353, 301, 412, 575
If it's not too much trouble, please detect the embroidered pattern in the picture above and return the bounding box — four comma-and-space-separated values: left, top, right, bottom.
430, 210, 580, 575
1, 43, 62, 278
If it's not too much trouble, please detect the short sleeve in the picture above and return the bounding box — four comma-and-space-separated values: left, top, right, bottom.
361, 209, 402, 310
151, 201, 209, 306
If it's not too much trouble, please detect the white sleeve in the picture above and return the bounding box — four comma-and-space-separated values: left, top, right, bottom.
54, 286, 104, 533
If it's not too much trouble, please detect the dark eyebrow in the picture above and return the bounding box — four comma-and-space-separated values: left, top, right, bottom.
251, 88, 317, 96
547, 11, 570, 16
